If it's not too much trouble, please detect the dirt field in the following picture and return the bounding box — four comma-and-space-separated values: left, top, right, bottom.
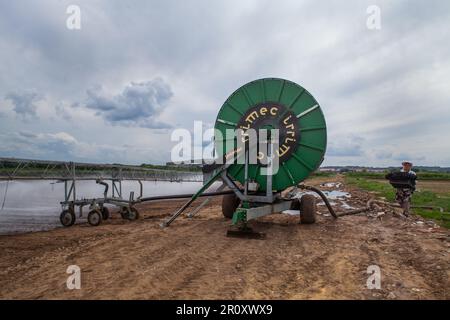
0, 175, 449, 300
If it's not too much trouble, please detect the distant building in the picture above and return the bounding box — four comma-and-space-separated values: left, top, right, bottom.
319, 167, 338, 172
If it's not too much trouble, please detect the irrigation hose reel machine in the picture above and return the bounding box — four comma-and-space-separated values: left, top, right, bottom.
163, 78, 336, 237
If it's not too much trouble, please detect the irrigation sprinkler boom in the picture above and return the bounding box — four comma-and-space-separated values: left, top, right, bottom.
0, 157, 203, 227
0, 157, 202, 182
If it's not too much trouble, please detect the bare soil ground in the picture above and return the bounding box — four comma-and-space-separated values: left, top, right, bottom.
0, 175, 448, 300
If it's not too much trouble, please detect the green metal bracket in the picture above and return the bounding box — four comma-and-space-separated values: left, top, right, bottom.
231, 208, 247, 225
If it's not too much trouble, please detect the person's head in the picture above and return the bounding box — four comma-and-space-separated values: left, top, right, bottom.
402, 161, 413, 172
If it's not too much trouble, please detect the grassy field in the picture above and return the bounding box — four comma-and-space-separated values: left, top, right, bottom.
345, 171, 450, 180
345, 173, 450, 228
310, 171, 337, 178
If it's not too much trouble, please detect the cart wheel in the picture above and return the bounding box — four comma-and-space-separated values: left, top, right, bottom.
101, 206, 110, 220
87, 210, 102, 226
127, 207, 140, 220
120, 207, 130, 219
60, 209, 76, 227
300, 194, 316, 224
222, 194, 240, 219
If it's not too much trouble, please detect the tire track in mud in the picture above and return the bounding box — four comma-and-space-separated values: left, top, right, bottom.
74, 220, 227, 299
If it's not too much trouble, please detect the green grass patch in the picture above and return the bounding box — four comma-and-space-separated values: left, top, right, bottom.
414, 208, 450, 229
414, 172, 450, 180
310, 171, 337, 178
345, 176, 395, 201
345, 171, 388, 180
345, 175, 450, 228
346, 171, 450, 181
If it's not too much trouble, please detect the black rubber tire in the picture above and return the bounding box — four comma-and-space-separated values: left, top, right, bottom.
120, 207, 129, 219
222, 194, 240, 219
101, 206, 110, 220
60, 209, 76, 227
300, 194, 316, 224
127, 207, 140, 220
87, 210, 102, 226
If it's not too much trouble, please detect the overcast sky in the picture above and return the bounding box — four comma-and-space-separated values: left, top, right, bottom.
0, 0, 449, 167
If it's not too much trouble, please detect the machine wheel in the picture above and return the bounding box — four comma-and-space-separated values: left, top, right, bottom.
120, 207, 139, 220
87, 210, 102, 226
222, 194, 240, 219
300, 194, 316, 224
120, 206, 129, 219
60, 209, 76, 227
127, 207, 140, 220
101, 206, 110, 220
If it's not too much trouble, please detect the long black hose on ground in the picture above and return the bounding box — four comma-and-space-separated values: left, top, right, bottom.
138, 190, 234, 203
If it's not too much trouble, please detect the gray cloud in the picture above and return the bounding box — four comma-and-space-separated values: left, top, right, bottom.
374, 148, 425, 163
18, 131, 38, 139
0, 130, 167, 164
0, 0, 449, 166
391, 152, 426, 163
327, 135, 365, 157
375, 150, 393, 160
54, 101, 72, 121
0, 131, 77, 161
4, 91, 43, 118
83, 79, 172, 129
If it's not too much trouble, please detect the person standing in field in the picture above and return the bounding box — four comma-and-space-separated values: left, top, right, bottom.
386, 161, 417, 216
396, 161, 417, 216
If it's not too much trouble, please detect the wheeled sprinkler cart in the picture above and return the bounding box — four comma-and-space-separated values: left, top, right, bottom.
51, 161, 204, 228
59, 178, 142, 227
161, 78, 337, 237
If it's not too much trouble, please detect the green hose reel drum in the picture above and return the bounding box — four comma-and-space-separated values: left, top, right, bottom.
214, 78, 327, 192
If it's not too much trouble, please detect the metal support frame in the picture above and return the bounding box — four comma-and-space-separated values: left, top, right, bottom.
59, 163, 139, 222
244, 201, 293, 221
162, 138, 283, 228
221, 172, 278, 203
137, 180, 143, 200
112, 180, 122, 199
0, 157, 202, 182
187, 183, 226, 218
220, 138, 277, 204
